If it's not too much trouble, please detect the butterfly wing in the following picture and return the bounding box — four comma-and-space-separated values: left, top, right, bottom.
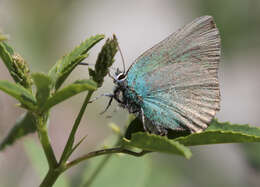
126, 16, 221, 133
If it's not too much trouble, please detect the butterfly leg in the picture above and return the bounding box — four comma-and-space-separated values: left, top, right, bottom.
100, 94, 114, 114
88, 93, 113, 103
140, 108, 166, 134
155, 125, 168, 136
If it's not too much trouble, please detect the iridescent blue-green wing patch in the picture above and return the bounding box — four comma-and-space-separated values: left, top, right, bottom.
126, 16, 221, 133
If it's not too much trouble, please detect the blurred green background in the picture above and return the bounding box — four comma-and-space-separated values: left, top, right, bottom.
0, 0, 260, 186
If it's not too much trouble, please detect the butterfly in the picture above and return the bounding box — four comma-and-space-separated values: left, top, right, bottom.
107, 15, 221, 135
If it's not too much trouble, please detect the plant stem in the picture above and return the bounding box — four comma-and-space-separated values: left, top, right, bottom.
65, 147, 149, 170
39, 168, 62, 187
38, 91, 94, 187
36, 114, 57, 168
36, 113, 60, 186
60, 91, 94, 164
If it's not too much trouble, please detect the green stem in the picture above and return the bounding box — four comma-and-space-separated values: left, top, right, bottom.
39, 143, 148, 187
39, 168, 62, 187
36, 114, 57, 168
38, 91, 93, 187
59, 91, 94, 164
65, 147, 149, 170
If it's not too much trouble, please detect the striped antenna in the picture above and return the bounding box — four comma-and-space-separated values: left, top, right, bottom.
117, 43, 126, 74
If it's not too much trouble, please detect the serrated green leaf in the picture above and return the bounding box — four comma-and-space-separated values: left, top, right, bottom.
123, 133, 192, 159
48, 34, 104, 90
32, 73, 52, 106
207, 119, 260, 136
124, 117, 190, 159
0, 80, 36, 109
0, 42, 32, 88
54, 54, 88, 91
23, 138, 69, 187
42, 79, 97, 111
0, 112, 36, 151
175, 120, 260, 146
0, 42, 15, 73
125, 117, 260, 147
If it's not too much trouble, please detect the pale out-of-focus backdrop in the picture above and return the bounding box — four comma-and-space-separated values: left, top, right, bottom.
0, 0, 260, 186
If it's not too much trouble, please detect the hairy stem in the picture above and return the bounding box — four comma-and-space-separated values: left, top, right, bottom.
60, 91, 94, 164
39, 91, 93, 187
65, 147, 149, 170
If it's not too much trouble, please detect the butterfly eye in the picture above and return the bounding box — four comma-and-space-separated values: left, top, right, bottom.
118, 74, 125, 80
116, 73, 126, 81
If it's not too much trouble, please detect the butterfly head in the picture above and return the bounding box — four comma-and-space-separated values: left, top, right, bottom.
113, 68, 127, 84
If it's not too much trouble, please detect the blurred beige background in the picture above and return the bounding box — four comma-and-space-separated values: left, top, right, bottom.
0, 0, 260, 186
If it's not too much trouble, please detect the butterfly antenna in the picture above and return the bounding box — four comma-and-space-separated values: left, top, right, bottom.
80, 62, 118, 74
79, 62, 95, 66
117, 43, 126, 74
79, 62, 89, 65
